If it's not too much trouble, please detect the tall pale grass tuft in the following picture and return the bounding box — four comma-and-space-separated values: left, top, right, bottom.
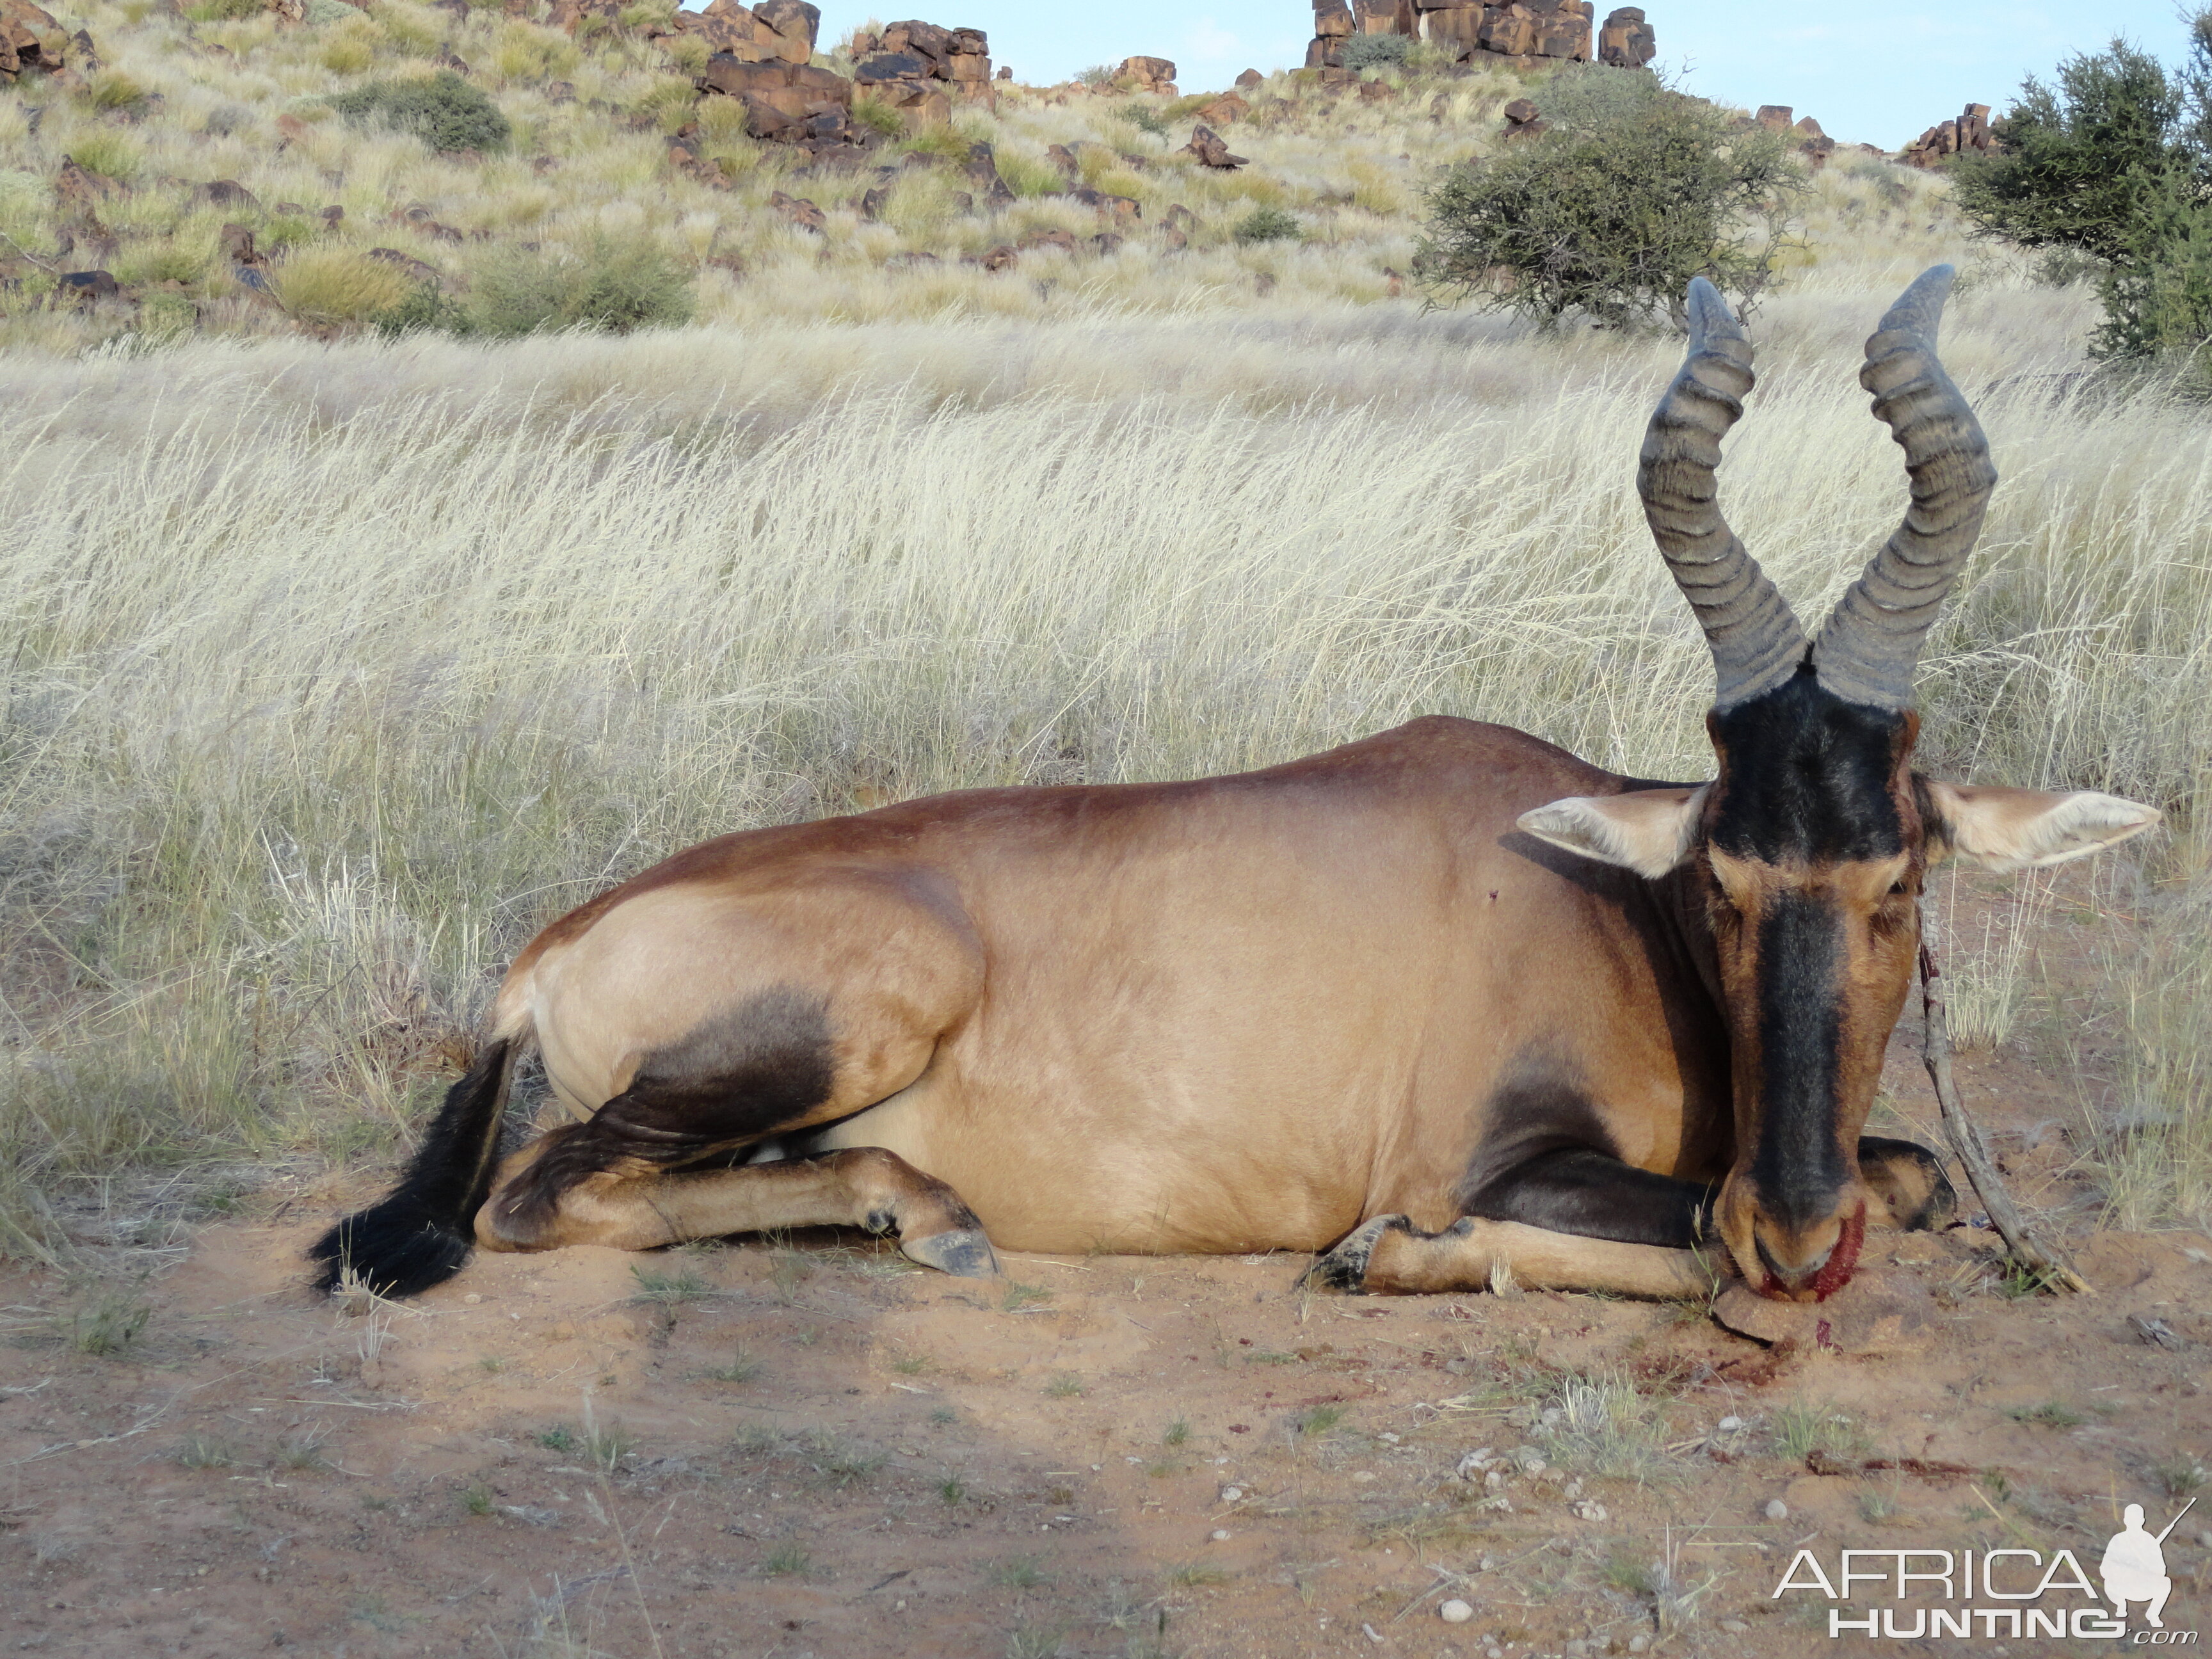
273, 246, 419, 323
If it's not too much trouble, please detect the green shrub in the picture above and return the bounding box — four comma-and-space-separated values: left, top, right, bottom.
331, 70, 511, 153
465, 237, 695, 335
1951, 10, 2212, 386
1415, 81, 1804, 327
371, 280, 467, 335
182, 0, 264, 19
303, 0, 357, 20
1232, 204, 1302, 243
1533, 60, 1665, 130
1114, 101, 1169, 139
1340, 33, 1411, 72
1950, 38, 2183, 266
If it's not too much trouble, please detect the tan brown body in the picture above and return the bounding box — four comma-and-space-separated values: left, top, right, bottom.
490, 717, 1726, 1260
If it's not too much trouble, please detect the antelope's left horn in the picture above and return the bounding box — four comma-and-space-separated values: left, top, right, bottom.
1811, 266, 2000, 710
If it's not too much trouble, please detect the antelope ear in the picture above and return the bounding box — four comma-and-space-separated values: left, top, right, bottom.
1517, 786, 1708, 879
1921, 780, 2161, 872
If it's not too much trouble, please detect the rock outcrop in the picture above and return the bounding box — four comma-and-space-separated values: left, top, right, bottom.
1116, 55, 1176, 94
1500, 96, 1546, 139
2, 0, 87, 82
1180, 124, 1247, 168
662, 0, 818, 61
1309, 0, 1601, 71
1901, 102, 1992, 168
1596, 6, 1653, 67
674, 8, 991, 159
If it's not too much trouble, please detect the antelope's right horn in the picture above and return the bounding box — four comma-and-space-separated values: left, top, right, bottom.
1638, 278, 1807, 710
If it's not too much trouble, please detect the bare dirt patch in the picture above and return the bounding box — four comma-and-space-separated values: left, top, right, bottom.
4, 1143, 2209, 1658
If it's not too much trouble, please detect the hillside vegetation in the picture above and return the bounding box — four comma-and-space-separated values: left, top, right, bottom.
0, 0, 1969, 346
1, 1, 2206, 1264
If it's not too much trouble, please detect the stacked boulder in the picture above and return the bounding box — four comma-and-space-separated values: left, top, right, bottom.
687, 5, 863, 158
1114, 55, 1177, 94
665, 0, 821, 59
1596, 6, 1653, 67
1753, 104, 1838, 164
1901, 103, 1992, 168
852, 19, 993, 125
2, 0, 86, 82
1309, 0, 1599, 71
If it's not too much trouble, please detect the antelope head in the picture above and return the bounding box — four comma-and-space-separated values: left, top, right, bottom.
1520, 268, 2160, 1301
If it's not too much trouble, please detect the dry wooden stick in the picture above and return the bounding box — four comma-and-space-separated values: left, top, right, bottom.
1917, 906, 2092, 1295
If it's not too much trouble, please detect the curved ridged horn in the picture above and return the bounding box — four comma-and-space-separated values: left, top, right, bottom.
1638, 277, 1807, 709
1811, 265, 1999, 710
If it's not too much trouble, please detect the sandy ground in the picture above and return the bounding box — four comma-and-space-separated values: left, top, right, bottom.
4, 878, 2211, 1658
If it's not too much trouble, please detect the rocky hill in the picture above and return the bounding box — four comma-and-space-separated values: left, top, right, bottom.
0, 0, 1954, 348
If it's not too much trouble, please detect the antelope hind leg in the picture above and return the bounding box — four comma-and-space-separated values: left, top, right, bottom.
1856, 1135, 1957, 1231
1307, 1214, 1716, 1300
476, 1145, 1001, 1278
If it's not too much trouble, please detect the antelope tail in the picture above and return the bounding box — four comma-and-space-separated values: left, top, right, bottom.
309, 1036, 518, 1297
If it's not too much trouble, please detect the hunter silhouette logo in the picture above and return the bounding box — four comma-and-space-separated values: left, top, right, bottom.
1772, 1496, 2199, 1641
2104, 1500, 2195, 1630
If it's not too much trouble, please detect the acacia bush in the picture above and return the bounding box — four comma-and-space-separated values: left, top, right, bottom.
1415, 71, 1803, 327
1952, 9, 2212, 384
331, 70, 511, 154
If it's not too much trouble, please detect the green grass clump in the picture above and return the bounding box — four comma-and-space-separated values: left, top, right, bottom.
65, 133, 142, 183
762, 1541, 810, 1576
705, 1346, 762, 1383
276, 248, 418, 323
68, 1288, 151, 1356
1771, 1400, 1870, 1464
988, 1554, 1050, 1591
630, 1262, 713, 1303
331, 70, 511, 154
175, 1434, 236, 1469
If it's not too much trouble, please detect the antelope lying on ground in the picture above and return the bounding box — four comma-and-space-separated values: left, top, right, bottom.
316, 268, 2156, 1305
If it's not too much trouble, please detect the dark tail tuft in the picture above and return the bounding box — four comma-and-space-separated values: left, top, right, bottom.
310, 1038, 515, 1297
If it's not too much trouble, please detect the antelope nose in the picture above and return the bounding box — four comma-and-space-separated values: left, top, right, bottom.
1756, 1233, 1834, 1302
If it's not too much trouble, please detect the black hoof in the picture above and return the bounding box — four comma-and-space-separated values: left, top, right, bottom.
1302, 1215, 1407, 1294
902, 1227, 1002, 1279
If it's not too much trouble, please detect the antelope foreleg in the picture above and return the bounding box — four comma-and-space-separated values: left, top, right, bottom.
476, 1146, 1000, 1278
1308, 1214, 1718, 1301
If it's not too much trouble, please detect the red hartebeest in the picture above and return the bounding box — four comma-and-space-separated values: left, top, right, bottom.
316, 268, 2158, 1305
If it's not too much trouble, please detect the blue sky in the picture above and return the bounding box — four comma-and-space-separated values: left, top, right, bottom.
813, 1, 2198, 149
